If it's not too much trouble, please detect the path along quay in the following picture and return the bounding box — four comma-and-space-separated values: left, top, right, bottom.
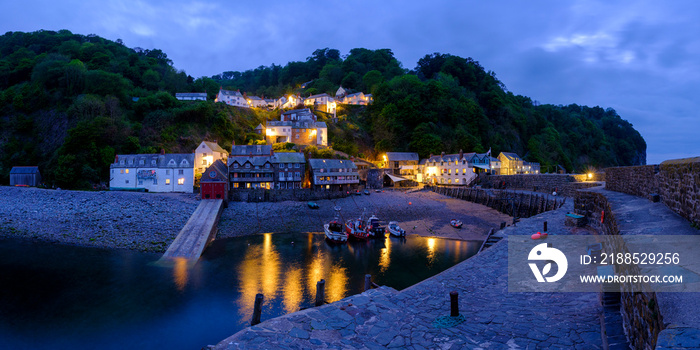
214, 199, 604, 350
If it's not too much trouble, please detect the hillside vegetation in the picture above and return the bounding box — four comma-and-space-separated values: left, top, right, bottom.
0, 30, 646, 188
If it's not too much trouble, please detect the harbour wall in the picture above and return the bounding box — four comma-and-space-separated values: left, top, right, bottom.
484, 173, 603, 197
606, 157, 700, 226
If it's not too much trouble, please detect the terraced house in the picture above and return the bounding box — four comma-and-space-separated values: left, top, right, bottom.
228, 145, 275, 190
308, 159, 359, 191
109, 152, 195, 193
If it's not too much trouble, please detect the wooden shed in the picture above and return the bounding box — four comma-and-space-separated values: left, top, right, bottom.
10, 166, 42, 187
200, 159, 228, 202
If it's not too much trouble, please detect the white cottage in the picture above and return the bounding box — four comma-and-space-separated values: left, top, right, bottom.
110, 153, 195, 193
194, 141, 229, 174
215, 88, 248, 108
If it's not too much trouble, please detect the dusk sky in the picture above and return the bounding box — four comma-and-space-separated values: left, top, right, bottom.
2, 0, 698, 164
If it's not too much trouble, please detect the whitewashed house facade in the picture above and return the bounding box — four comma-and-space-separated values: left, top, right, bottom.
110, 153, 195, 193
215, 88, 248, 107
194, 141, 229, 174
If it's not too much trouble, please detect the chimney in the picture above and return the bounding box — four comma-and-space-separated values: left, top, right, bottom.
429, 153, 433, 159
161, 149, 165, 155
459, 149, 463, 159
441, 152, 445, 158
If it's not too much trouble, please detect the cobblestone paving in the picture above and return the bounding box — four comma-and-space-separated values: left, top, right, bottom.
214, 201, 603, 349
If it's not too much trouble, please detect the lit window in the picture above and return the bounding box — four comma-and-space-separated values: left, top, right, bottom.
234, 183, 239, 188
125, 169, 129, 174
120, 169, 124, 174
177, 178, 184, 185
166, 179, 170, 185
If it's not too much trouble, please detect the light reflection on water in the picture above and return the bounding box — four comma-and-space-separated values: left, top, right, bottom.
0, 232, 479, 350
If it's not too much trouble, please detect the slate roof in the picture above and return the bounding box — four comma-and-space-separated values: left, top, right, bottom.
10, 166, 40, 174
386, 152, 419, 162
176, 92, 206, 98
202, 141, 228, 155
200, 159, 228, 182
307, 93, 330, 99
500, 152, 522, 161
219, 89, 243, 97
248, 96, 263, 100
230, 145, 273, 156
111, 154, 194, 168
271, 152, 305, 163
308, 159, 357, 171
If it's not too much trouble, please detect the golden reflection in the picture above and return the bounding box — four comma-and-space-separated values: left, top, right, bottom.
173, 257, 189, 291
306, 251, 326, 293
237, 233, 281, 318
325, 264, 348, 303
378, 236, 391, 274
282, 266, 302, 313
427, 237, 437, 264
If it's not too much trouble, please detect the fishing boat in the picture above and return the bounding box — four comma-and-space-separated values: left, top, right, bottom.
325, 206, 348, 243
307, 201, 319, 209
324, 221, 347, 243
367, 214, 386, 238
450, 219, 463, 228
387, 221, 406, 237
345, 209, 370, 241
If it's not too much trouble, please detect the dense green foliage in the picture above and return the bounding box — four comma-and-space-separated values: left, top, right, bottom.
0, 30, 275, 188
0, 30, 645, 188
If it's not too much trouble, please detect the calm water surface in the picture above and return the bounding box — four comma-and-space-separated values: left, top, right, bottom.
0, 233, 479, 349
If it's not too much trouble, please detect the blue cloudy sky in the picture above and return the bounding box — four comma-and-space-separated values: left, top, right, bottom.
2, 0, 698, 164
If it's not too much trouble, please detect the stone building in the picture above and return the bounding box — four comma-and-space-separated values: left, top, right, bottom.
228, 145, 275, 190
497, 152, 540, 175
271, 152, 306, 189
385, 152, 419, 180
308, 159, 359, 191
264, 108, 328, 147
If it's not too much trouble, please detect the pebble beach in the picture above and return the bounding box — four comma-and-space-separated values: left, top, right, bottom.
0, 186, 511, 252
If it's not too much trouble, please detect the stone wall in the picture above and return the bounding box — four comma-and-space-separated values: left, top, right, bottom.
230, 188, 351, 202
605, 165, 659, 199
484, 174, 602, 197
429, 185, 564, 218
658, 157, 700, 226
575, 191, 664, 350
605, 157, 700, 226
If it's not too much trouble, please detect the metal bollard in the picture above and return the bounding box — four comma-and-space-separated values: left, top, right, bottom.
315, 279, 325, 306
543, 221, 548, 232
364, 274, 372, 291
450, 291, 459, 317
251, 293, 264, 326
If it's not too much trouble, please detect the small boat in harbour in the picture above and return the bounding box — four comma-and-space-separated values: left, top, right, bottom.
345, 209, 370, 241
325, 206, 348, 243
307, 202, 319, 209
367, 214, 385, 238
450, 219, 463, 228
387, 221, 406, 237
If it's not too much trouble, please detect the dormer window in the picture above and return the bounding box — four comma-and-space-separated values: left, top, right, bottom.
233, 163, 239, 168
151, 160, 156, 166
168, 159, 176, 166
180, 160, 189, 166
245, 164, 251, 168
265, 164, 270, 168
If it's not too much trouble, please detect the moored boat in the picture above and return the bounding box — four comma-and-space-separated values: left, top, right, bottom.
367, 214, 385, 238
324, 221, 347, 243
307, 201, 319, 209
450, 219, 463, 228
387, 221, 406, 237
345, 218, 370, 241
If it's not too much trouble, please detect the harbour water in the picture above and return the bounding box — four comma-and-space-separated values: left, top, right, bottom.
0, 232, 480, 349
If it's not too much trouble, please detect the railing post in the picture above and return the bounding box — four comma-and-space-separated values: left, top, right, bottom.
364, 274, 372, 291
251, 293, 264, 326
315, 279, 325, 306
